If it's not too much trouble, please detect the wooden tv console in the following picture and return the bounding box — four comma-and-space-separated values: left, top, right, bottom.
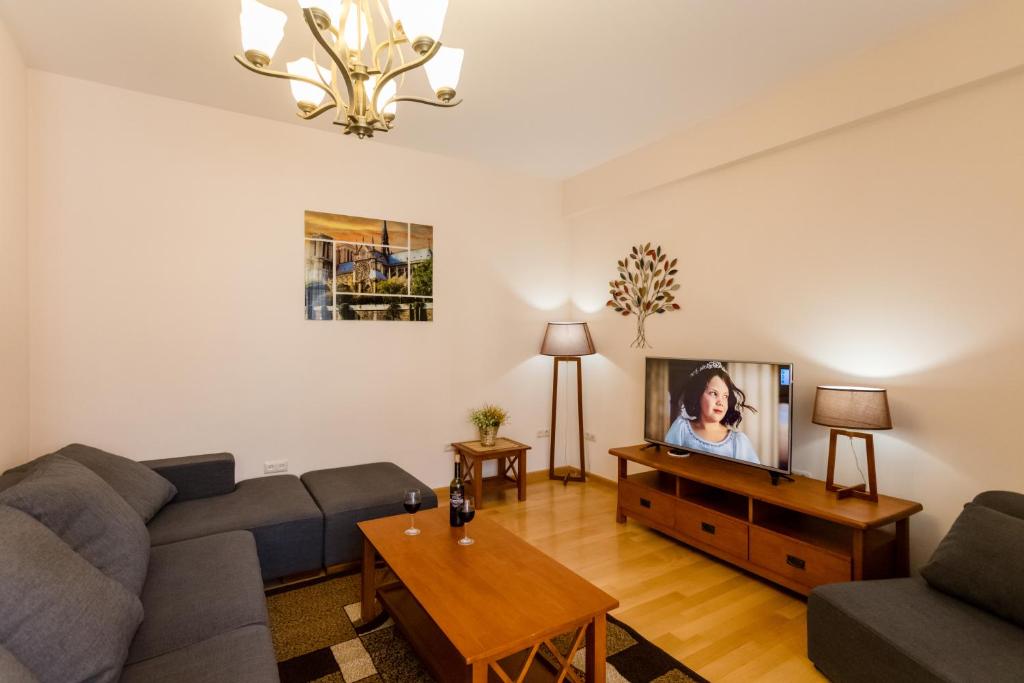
610, 444, 923, 596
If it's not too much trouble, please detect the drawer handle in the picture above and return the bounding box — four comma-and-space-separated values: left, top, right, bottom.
786, 554, 806, 570
639, 498, 652, 509
701, 522, 716, 535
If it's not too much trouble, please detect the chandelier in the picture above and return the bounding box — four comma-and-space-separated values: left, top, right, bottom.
235, 0, 463, 138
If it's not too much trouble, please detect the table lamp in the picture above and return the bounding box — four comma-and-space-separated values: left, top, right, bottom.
812, 386, 893, 502
540, 322, 595, 483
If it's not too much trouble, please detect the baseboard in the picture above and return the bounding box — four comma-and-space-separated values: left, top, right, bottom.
263, 568, 325, 591
583, 470, 617, 488
431, 466, 613, 498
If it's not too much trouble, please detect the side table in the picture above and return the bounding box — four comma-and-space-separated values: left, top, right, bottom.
451, 438, 531, 509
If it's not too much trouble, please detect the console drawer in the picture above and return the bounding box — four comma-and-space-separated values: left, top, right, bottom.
619, 479, 676, 529
674, 500, 748, 559
749, 527, 850, 589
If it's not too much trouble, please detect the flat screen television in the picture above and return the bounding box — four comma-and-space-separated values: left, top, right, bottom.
644, 357, 793, 476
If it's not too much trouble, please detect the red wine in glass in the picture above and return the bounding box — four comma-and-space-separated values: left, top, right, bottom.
404, 489, 422, 536
458, 499, 476, 546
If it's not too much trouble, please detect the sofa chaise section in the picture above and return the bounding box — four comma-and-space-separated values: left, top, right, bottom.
127, 530, 270, 663
121, 530, 278, 683
144, 453, 323, 581
119, 625, 278, 683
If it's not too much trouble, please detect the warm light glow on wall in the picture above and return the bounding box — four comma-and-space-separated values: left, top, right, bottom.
777, 302, 1014, 380
571, 293, 610, 315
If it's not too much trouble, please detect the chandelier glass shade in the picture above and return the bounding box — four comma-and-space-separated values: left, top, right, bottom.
235, 0, 463, 138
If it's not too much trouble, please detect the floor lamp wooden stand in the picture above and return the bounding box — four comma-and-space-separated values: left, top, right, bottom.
540, 323, 595, 484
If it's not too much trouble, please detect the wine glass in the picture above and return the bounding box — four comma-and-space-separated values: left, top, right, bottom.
403, 489, 422, 536
457, 499, 476, 546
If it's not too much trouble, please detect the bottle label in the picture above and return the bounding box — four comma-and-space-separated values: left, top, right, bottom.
450, 491, 463, 509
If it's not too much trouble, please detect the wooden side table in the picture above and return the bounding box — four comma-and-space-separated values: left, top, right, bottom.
451, 438, 531, 509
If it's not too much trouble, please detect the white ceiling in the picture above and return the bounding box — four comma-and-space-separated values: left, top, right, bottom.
0, 0, 972, 178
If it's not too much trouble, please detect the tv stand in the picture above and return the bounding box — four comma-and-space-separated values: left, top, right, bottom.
639, 442, 660, 451
769, 471, 795, 486
610, 444, 922, 595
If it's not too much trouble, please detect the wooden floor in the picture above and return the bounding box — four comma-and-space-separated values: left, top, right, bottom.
460, 476, 826, 683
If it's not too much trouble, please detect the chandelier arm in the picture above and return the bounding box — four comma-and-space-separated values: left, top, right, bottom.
371, 0, 401, 74
362, 0, 377, 64
373, 37, 403, 75
389, 95, 462, 109
371, 40, 441, 114
298, 103, 338, 120
233, 55, 339, 106
302, 8, 355, 105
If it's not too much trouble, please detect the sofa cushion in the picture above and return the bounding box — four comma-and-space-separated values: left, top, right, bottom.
120, 625, 279, 683
6, 444, 176, 522
301, 462, 439, 566
0, 645, 39, 683
147, 474, 323, 580
128, 531, 268, 663
920, 503, 1024, 627
0, 505, 144, 683
973, 490, 1024, 520
808, 578, 1024, 683
0, 455, 150, 595
0, 470, 27, 494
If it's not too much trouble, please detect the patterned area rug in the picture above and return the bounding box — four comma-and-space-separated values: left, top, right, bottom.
266, 573, 707, 683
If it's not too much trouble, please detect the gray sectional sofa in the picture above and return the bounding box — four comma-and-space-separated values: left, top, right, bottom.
808, 490, 1024, 683
0, 443, 437, 683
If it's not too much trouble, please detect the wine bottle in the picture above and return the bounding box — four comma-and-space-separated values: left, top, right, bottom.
449, 454, 465, 527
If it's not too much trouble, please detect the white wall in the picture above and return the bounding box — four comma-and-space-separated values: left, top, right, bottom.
568, 69, 1024, 567
0, 18, 28, 472
27, 71, 569, 485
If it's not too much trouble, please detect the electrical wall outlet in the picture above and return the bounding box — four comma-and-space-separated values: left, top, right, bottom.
264, 460, 288, 474
792, 469, 812, 478
536, 429, 550, 438
584, 432, 597, 442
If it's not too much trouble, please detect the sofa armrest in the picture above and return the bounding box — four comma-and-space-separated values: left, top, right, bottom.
142, 453, 235, 502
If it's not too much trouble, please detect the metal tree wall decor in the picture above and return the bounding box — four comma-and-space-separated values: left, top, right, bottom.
607, 243, 680, 348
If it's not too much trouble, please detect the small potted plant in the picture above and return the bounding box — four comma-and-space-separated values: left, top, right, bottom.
469, 405, 509, 447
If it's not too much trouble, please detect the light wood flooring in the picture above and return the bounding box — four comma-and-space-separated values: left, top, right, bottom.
461, 476, 826, 683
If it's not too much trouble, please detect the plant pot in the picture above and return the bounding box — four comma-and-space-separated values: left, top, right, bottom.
480, 426, 498, 447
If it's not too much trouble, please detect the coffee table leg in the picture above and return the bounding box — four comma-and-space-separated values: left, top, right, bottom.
361, 535, 378, 622
585, 613, 606, 683
471, 661, 488, 683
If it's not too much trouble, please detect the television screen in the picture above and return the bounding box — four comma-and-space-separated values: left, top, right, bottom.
644, 358, 793, 474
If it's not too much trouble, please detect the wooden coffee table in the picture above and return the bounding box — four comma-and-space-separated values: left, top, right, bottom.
359, 508, 618, 682
452, 438, 531, 509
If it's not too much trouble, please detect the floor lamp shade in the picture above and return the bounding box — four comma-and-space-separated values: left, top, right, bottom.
813, 386, 892, 503
540, 322, 595, 357
542, 322, 593, 484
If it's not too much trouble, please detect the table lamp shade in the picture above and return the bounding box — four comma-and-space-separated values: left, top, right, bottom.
540, 322, 595, 357
812, 386, 893, 430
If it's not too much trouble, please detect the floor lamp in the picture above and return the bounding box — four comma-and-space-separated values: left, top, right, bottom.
541, 322, 595, 483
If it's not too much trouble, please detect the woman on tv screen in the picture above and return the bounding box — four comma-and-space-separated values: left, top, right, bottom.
664, 360, 761, 463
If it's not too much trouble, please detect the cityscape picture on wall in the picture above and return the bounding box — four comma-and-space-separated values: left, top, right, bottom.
304, 210, 434, 321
